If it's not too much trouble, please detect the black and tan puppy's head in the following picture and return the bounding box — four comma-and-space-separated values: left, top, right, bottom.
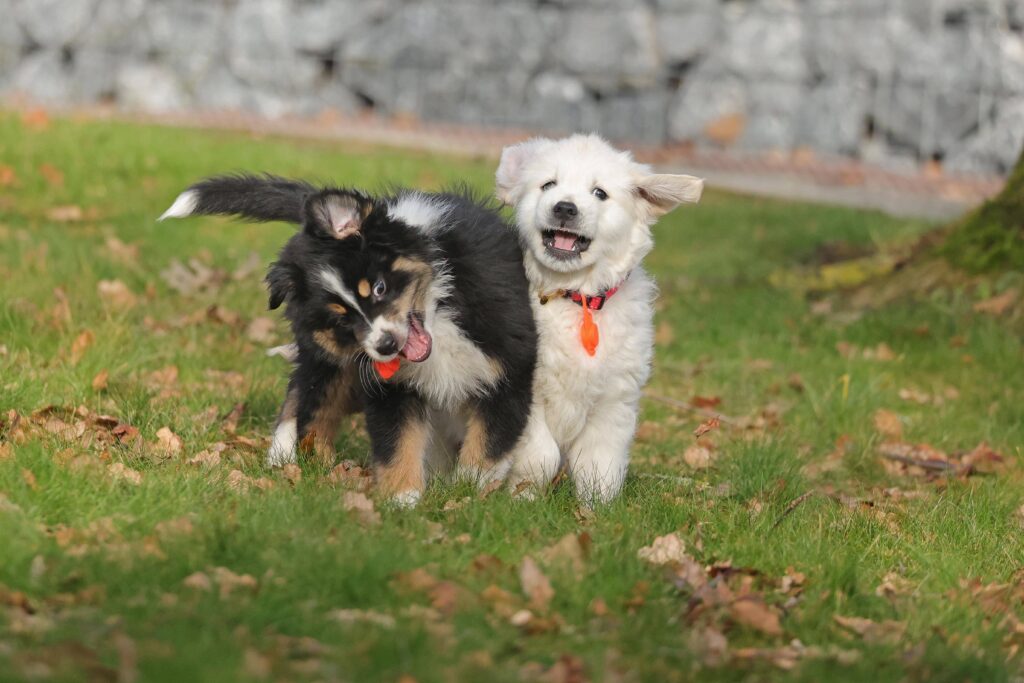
269, 189, 438, 366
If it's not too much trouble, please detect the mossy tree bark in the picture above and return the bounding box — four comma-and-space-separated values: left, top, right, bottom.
943, 146, 1024, 272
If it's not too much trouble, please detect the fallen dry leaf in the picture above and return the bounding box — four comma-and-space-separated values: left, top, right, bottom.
342, 491, 380, 525
538, 533, 590, 578
221, 403, 244, 435
693, 417, 720, 439
833, 614, 906, 645
91, 369, 109, 392
683, 444, 714, 469
21, 468, 38, 490
974, 289, 1017, 316
47, 205, 83, 222
637, 533, 690, 566
187, 449, 222, 467
519, 556, 555, 612
108, 462, 142, 486
281, 463, 302, 485
691, 395, 722, 409
103, 237, 139, 265
731, 597, 783, 636
97, 279, 138, 310
154, 427, 183, 455
873, 409, 903, 440
875, 572, 915, 600
38, 162, 63, 186
245, 317, 277, 344
0, 164, 16, 187
69, 330, 94, 365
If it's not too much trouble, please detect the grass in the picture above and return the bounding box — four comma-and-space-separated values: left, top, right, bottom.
1, 111, 1023, 682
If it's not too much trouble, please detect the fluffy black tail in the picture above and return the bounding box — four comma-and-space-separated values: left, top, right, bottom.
158, 174, 317, 224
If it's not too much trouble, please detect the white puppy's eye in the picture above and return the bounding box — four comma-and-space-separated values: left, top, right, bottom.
592, 187, 608, 201
541, 180, 557, 191
372, 278, 387, 298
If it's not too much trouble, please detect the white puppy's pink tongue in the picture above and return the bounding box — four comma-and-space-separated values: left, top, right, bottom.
553, 231, 577, 251
400, 315, 432, 362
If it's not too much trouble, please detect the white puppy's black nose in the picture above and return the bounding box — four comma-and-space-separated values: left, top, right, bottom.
375, 333, 399, 357
552, 201, 578, 220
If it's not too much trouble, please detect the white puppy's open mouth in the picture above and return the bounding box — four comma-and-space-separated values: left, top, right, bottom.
541, 228, 592, 260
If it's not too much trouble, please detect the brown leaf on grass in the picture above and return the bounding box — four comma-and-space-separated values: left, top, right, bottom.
103, 237, 139, 266
69, 330, 94, 365
154, 427, 183, 455
691, 395, 722, 409
689, 626, 729, 666
873, 409, 903, 440
221, 403, 244, 435
875, 572, 915, 600
480, 585, 521, 619
160, 258, 226, 296
0, 164, 16, 187
155, 516, 195, 539
731, 597, 783, 636
108, 462, 142, 486
212, 567, 258, 599
833, 614, 906, 645
342, 491, 380, 525
683, 444, 714, 469
961, 442, 1006, 474
146, 365, 179, 389
242, 648, 271, 680
637, 533, 689, 566
97, 279, 138, 310
21, 108, 50, 130
974, 289, 1017, 316
281, 463, 302, 485
898, 387, 932, 405
539, 654, 589, 683
38, 162, 63, 186
693, 417, 720, 439
0, 442, 13, 461
538, 533, 590, 577
21, 468, 38, 490
328, 608, 396, 629
245, 317, 277, 344
187, 449, 222, 467
519, 556, 555, 612
91, 369, 109, 391
47, 205, 83, 222
183, 571, 212, 592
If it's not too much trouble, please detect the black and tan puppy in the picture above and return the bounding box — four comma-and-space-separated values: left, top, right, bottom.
160, 175, 537, 505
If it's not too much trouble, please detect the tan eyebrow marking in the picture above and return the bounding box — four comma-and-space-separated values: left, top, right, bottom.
327, 303, 347, 315
358, 279, 371, 297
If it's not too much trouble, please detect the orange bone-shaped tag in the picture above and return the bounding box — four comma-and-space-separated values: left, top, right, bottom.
580, 297, 599, 356
373, 358, 401, 379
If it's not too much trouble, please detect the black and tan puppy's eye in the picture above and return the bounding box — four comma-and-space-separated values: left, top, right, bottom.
541, 180, 557, 191
372, 278, 387, 298
592, 187, 608, 201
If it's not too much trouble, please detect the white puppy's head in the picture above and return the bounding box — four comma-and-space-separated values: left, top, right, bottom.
496, 134, 703, 291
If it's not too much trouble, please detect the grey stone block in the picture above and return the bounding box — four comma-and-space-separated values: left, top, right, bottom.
796, 74, 870, 154
13, 0, 97, 48
945, 97, 1024, 173
10, 51, 74, 104
656, 10, 721, 65
555, 7, 661, 91
116, 63, 187, 112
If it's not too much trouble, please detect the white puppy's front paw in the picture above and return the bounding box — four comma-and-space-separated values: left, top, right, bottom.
389, 489, 423, 509
457, 458, 512, 490
266, 419, 298, 467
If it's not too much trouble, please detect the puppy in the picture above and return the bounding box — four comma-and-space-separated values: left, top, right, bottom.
160, 175, 537, 505
495, 135, 703, 503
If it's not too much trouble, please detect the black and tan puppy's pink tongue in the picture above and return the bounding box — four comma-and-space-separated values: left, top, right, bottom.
553, 231, 578, 251
400, 315, 432, 362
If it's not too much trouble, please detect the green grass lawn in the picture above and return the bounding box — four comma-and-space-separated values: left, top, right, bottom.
1, 112, 1023, 682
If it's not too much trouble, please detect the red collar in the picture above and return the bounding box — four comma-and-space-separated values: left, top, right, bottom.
538, 275, 627, 311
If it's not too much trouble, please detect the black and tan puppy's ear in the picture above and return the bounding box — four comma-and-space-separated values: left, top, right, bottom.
303, 191, 374, 240
266, 262, 296, 310
634, 173, 704, 218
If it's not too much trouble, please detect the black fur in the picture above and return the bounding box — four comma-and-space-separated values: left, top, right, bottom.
166, 174, 537, 495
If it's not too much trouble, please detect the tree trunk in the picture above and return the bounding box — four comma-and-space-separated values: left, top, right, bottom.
943, 147, 1024, 272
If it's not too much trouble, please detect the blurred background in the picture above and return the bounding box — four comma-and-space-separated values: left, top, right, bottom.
1, 0, 1021, 211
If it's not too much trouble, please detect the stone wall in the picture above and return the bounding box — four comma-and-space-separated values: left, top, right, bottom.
2, 0, 1022, 174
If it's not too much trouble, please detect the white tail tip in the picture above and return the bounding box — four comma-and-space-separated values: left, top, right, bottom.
158, 190, 198, 221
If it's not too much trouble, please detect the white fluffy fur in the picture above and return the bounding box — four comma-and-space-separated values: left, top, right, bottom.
387, 192, 452, 232
267, 418, 298, 467
496, 134, 703, 503
158, 190, 198, 221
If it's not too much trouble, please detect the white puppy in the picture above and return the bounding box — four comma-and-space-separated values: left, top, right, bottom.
496, 134, 703, 503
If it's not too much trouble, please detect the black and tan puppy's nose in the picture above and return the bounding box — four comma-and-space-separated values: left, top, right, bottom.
552, 201, 578, 221
375, 333, 399, 357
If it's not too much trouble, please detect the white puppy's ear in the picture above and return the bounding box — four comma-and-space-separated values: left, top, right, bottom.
634, 174, 704, 217
495, 138, 552, 204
